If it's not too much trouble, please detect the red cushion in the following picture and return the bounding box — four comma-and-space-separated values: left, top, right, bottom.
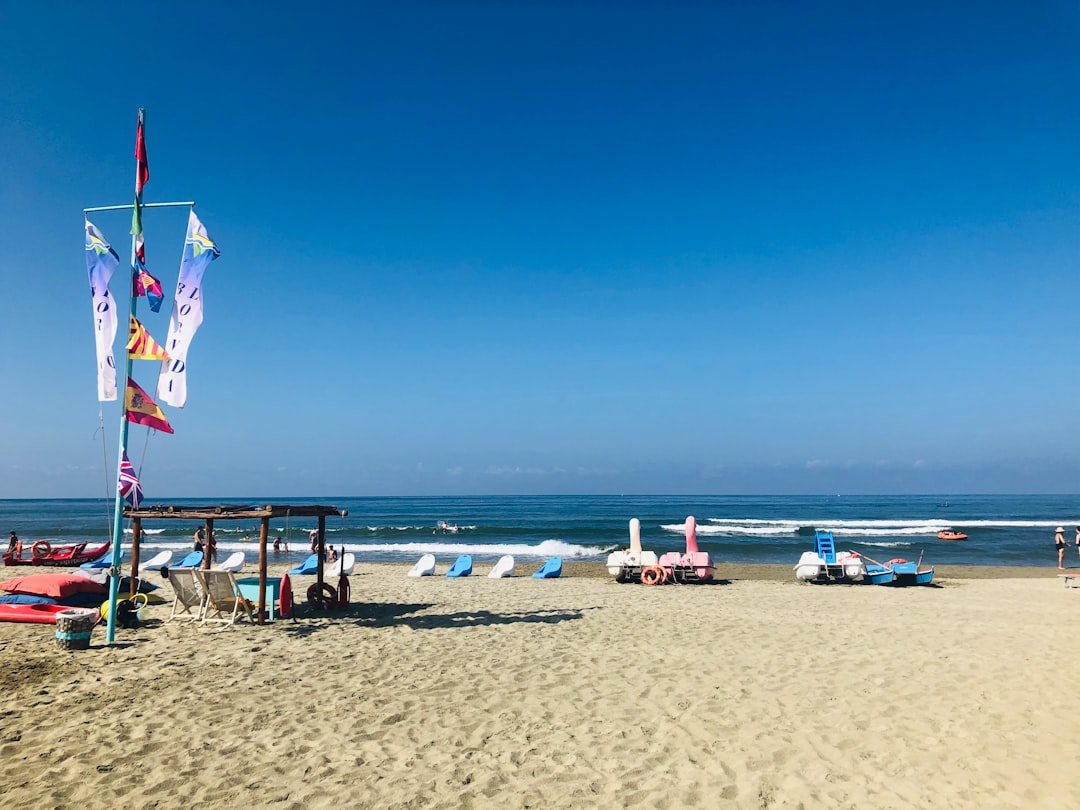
0, 573, 109, 599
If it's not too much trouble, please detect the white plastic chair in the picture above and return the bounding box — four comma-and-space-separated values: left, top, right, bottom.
215, 551, 246, 573
407, 553, 436, 577
487, 555, 514, 578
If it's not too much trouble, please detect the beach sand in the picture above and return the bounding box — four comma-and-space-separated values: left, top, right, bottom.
1, 562, 1078, 809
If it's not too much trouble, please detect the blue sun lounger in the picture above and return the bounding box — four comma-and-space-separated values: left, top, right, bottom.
172, 550, 204, 569
532, 557, 562, 579
288, 553, 319, 576
81, 551, 125, 569
446, 555, 473, 578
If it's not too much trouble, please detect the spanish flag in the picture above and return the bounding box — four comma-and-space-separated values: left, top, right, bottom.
126, 379, 174, 434
127, 316, 170, 361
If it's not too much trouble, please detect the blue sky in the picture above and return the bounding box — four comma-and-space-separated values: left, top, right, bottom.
1, 2, 1078, 497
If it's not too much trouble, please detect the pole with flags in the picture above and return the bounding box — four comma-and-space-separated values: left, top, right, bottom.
85, 110, 205, 643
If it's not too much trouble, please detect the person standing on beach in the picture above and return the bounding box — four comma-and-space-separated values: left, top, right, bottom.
1055, 527, 1066, 569
1075, 527, 1080, 561
193, 527, 204, 553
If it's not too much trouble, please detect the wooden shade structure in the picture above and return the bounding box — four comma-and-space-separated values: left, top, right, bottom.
123, 503, 348, 624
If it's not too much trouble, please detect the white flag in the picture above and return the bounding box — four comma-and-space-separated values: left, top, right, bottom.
157, 210, 220, 407
84, 220, 120, 401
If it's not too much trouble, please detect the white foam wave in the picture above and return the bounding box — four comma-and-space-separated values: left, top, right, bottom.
343, 539, 601, 559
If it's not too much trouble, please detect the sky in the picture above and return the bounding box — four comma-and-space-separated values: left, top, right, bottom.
1, 1, 1078, 498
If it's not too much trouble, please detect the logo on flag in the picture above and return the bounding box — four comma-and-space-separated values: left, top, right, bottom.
118, 451, 143, 508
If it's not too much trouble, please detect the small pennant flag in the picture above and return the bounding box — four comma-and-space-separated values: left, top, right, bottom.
134, 110, 149, 194
127, 316, 170, 360
125, 378, 174, 434
133, 233, 163, 312
118, 451, 143, 508
130, 193, 142, 236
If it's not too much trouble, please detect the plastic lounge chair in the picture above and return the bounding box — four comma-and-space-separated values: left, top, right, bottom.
532, 557, 562, 579
194, 569, 253, 627
288, 553, 319, 576
141, 550, 172, 570
81, 550, 126, 569
166, 568, 205, 622
488, 555, 514, 578
172, 550, 204, 569
446, 555, 473, 578
326, 552, 355, 578
215, 551, 245, 573
407, 554, 436, 577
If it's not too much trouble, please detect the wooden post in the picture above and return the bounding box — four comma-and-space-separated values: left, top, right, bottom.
203, 519, 214, 569
257, 515, 269, 625
316, 515, 326, 587
129, 518, 142, 597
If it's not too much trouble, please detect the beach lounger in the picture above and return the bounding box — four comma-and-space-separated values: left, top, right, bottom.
141, 550, 172, 571
215, 551, 246, 573
195, 569, 253, 627
81, 551, 125, 569
172, 550, 204, 569
488, 555, 514, 578
288, 553, 319, 576
326, 552, 355, 578
446, 555, 472, 578
407, 554, 436, 577
1059, 573, 1080, 588
166, 568, 205, 622
532, 557, 562, 579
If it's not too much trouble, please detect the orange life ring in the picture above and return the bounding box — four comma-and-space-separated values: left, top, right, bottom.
641, 566, 663, 586
31, 541, 51, 559
886, 558, 908, 567
307, 582, 337, 610
659, 567, 671, 584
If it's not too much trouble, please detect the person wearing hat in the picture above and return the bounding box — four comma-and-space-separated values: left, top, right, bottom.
1055, 527, 1066, 569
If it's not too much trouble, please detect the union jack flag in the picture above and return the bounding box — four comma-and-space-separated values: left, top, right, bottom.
118, 451, 143, 508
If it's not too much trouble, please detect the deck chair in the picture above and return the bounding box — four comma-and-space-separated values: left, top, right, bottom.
488, 555, 514, 578
532, 557, 562, 579
407, 554, 436, 577
326, 552, 355, 578
215, 551, 245, 572
288, 553, 319, 575
166, 567, 205, 622
194, 569, 253, 627
446, 555, 473, 578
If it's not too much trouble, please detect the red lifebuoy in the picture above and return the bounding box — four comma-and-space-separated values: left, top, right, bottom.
307, 582, 337, 610
659, 567, 671, 584
31, 541, 51, 559
641, 566, 663, 586
886, 558, 908, 567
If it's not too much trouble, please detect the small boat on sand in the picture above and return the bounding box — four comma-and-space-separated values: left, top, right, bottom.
0, 603, 74, 624
2, 541, 111, 568
937, 531, 967, 541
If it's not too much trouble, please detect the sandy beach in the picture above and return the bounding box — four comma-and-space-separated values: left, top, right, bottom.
1, 562, 1078, 809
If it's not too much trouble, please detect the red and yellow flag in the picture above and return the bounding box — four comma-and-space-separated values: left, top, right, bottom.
127, 316, 170, 360
126, 379, 173, 434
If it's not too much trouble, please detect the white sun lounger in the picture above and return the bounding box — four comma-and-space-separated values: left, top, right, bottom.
407, 554, 436, 577
488, 555, 514, 578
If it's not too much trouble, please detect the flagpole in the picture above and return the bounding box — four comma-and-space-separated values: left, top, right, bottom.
104, 108, 148, 644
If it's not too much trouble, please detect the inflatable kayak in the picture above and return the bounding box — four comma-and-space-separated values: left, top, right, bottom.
0, 603, 74, 624
937, 531, 968, 541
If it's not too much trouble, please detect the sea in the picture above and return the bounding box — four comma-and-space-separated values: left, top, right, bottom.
2, 494, 1077, 569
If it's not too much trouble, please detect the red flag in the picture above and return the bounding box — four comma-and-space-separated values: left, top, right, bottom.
135, 110, 149, 194
125, 378, 173, 434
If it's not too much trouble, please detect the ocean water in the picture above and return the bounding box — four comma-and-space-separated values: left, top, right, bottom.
1, 494, 1076, 569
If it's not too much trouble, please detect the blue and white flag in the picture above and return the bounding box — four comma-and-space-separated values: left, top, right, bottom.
85, 220, 120, 401
118, 451, 143, 508
157, 210, 220, 407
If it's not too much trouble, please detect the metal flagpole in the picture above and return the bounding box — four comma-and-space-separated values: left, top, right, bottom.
89, 108, 195, 643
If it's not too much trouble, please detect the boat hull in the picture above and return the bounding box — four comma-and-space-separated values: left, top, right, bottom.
0, 603, 72, 624
2, 542, 111, 568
